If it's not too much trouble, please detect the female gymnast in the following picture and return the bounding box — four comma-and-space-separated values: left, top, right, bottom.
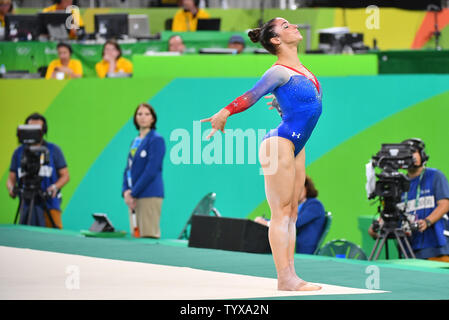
201, 17, 322, 291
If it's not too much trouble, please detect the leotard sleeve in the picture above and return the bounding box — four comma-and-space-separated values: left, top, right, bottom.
224, 65, 290, 115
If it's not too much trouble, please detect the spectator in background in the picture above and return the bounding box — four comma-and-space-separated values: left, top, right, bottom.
95, 40, 133, 78
255, 175, 326, 254
168, 34, 186, 53
172, 0, 210, 32
7, 113, 70, 229
0, 0, 13, 28
228, 34, 246, 54
122, 103, 166, 238
43, 0, 84, 39
45, 43, 82, 79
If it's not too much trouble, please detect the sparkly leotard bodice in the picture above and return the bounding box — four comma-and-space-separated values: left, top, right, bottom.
224, 64, 322, 156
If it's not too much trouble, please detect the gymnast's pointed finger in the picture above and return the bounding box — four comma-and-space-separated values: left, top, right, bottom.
206, 128, 218, 140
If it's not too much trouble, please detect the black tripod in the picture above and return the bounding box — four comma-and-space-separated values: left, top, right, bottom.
368, 219, 416, 261
14, 182, 56, 228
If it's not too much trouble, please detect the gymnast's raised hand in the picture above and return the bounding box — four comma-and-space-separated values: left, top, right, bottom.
201, 94, 280, 140
200, 108, 230, 140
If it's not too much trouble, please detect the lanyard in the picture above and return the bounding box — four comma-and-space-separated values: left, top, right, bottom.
403, 168, 426, 214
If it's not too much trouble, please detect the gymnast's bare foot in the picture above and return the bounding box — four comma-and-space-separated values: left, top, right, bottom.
278, 278, 322, 291
277, 267, 322, 291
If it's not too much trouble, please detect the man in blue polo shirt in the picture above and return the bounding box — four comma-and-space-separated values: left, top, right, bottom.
400, 138, 449, 262
6, 113, 70, 229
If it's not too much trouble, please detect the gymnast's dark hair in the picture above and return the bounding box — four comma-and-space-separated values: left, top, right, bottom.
247, 18, 279, 55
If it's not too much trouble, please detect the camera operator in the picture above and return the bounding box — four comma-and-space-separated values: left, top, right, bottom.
6, 113, 70, 229
369, 138, 449, 262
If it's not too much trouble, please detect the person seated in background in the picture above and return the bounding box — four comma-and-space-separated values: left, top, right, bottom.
255, 175, 327, 254
43, 0, 84, 39
168, 34, 186, 53
45, 42, 82, 79
95, 40, 133, 78
0, 0, 13, 29
227, 34, 245, 54
171, 0, 210, 32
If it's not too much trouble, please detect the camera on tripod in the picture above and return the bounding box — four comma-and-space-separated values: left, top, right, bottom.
14, 124, 55, 226
368, 143, 419, 260
16, 124, 50, 183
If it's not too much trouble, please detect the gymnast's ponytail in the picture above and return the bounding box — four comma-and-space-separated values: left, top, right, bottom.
247, 18, 279, 55
248, 28, 261, 43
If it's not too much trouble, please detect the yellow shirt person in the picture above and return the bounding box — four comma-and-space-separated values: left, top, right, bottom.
171, 0, 210, 32
45, 43, 82, 79
46, 59, 83, 79
95, 40, 133, 78
95, 57, 133, 78
0, 0, 13, 28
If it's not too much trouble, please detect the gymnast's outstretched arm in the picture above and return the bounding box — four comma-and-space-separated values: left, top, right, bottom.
201, 66, 289, 139
224, 65, 289, 115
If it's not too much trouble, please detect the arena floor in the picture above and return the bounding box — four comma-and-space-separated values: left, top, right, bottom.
1, 225, 449, 300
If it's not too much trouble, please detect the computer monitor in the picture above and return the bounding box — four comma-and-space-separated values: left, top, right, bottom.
128, 14, 150, 39
319, 32, 345, 46
197, 18, 221, 31
343, 33, 364, 46
317, 27, 349, 53
37, 12, 71, 35
4, 14, 39, 41
95, 14, 129, 39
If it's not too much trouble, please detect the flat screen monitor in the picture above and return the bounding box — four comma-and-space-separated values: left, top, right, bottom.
95, 13, 129, 39
128, 14, 150, 38
343, 33, 364, 46
197, 18, 220, 31
37, 12, 71, 35
319, 32, 345, 46
4, 14, 39, 41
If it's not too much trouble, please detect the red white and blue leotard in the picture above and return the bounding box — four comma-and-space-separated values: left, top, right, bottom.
224, 64, 322, 157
